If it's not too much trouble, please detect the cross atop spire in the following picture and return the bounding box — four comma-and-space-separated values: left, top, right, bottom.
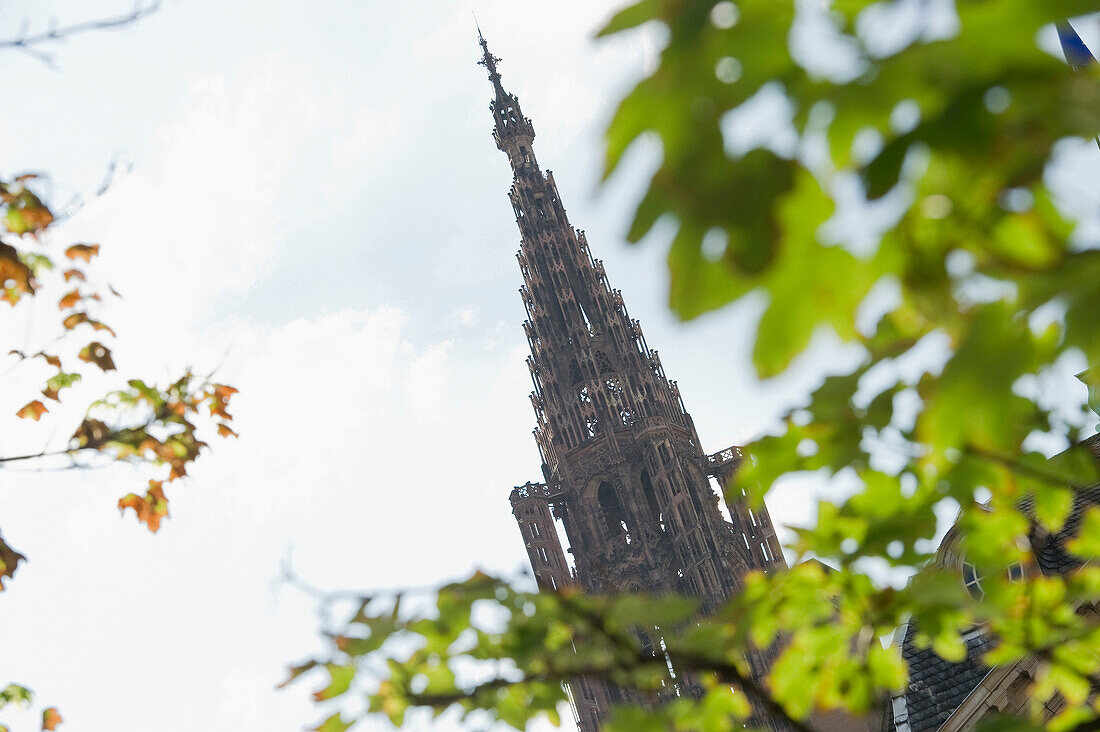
476, 24, 504, 98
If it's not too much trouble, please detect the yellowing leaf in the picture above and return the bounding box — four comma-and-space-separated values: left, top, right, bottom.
117, 480, 169, 533
16, 400, 48, 421
41, 707, 62, 731
4, 191, 53, 235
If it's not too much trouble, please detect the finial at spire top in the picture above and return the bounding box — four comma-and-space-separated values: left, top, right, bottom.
475, 21, 504, 92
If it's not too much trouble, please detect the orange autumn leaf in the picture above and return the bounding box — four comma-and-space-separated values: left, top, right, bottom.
35, 352, 62, 368
62, 268, 85, 282
64, 243, 100, 262
41, 707, 62, 731
117, 480, 169, 533
217, 423, 238, 438
57, 288, 81, 310
16, 400, 48, 421
213, 384, 239, 400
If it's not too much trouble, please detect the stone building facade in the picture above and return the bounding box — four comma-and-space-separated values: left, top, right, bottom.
476, 31, 785, 732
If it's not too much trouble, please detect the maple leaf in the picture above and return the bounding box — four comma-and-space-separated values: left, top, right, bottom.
217, 423, 238, 438
62, 268, 85, 282
16, 401, 48, 421
117, 480, 169, 533
208, 384, 238, 420
0, 534, 27, 591
78, 342, 116, 371
41, 707, 62, 731
64, 243, 99, 262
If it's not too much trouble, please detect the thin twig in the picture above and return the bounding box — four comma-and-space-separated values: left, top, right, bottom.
0, 448, 75, 465
0, 1, 163, 69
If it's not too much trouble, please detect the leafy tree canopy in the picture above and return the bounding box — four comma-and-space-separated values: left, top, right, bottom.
291, 0, 1100, 729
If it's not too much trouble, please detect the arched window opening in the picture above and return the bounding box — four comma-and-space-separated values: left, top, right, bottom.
597, 481, 629, 538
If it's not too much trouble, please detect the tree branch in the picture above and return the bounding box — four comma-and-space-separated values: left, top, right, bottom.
0, 1, 163, 69
0, 448, 75, 465
965, 444, 1092, 490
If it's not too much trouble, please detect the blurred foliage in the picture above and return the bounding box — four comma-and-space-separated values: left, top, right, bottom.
1, 173, 238, 726
0, 683, 60, 732
289, 0, 1100, 729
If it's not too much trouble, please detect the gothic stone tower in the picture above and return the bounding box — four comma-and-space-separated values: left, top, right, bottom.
478, 32, 785, 731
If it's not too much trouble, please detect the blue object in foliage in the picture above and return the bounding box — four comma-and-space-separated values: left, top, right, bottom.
1057, 20, 1097, 69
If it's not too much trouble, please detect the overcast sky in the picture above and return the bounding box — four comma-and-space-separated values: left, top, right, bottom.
1, 1, 1098, 730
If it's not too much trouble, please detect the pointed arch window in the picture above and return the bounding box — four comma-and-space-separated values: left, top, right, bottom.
640, 469, 663, 528
597, 481, 629, 538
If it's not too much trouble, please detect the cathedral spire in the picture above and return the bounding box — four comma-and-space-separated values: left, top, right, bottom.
486, 37, 787, 731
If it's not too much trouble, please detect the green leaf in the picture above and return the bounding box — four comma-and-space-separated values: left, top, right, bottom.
310, 713, 353, 732
1032, 484, 1074, 533
1067, 507, 1100, 560
312, 663, 355, 701
596, 0, 662, 37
